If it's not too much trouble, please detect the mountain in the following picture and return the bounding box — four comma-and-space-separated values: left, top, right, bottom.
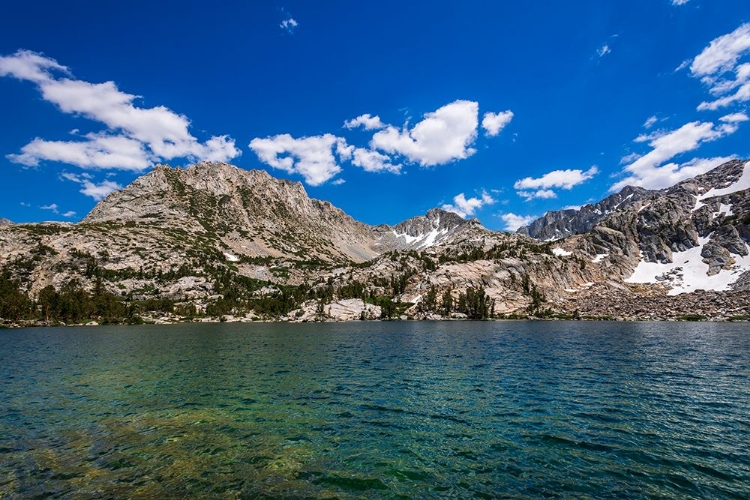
530, 159, 750, 295
1, 160, 749, 324
82, 163, 478, 262
0, 218, 12, 226
84, 163, 379, 263
517, 185, 651, 240
373, 208, 483, 252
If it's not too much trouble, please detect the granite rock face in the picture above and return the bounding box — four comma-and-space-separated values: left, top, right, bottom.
522, 159, 750, 289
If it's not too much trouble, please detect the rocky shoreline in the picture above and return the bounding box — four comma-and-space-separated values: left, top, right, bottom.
3, 292, 749, 329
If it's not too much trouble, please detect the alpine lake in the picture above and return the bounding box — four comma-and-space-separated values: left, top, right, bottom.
1, 321, 748, 499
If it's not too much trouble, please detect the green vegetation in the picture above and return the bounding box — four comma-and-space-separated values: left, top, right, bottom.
676, 314, 706, 322
456, 287, 495, 319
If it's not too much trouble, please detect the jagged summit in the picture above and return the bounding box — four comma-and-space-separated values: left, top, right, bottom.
518, 185, 651, 241
520, 159, 750, 242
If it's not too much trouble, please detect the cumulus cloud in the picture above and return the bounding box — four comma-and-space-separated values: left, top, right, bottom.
351, 148, 401, 173
251, 99, 510, 185
481, 110, 514, 137
441, 191, 495, 218
249, 133, 350, 186
370, 100, 479, 166
61, 172, 123, 200
688, 23, 750, 110
500, 213, 537, 231
0, 50, 240, 171
612, 120, 741, 191
344, 114, 386, 131
9, 133, 150, 171
514, 166, 598, 200
280, 18, 298, 33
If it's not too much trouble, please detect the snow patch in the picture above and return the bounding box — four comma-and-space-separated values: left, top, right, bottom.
224, 252, 239, 262
392, 227, 449, 249
697, 161, 750, 202
625, 237, 750, 295
713, 203, 733, 218
392, 230, 419, 245
419, 228, 448, 248
552, 247, 572, 257
592, 253, 609, 263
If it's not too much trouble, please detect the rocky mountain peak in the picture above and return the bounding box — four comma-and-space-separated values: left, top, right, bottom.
0, 218, 12, 226
517, 184, 653, 241
393, 208, 469, 237
519, 159, 750, 242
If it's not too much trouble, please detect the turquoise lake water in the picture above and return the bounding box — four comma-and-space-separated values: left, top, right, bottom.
1, 321, 749, 498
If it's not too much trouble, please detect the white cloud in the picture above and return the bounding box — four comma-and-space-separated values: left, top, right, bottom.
344, 114, 386, 130
671, 0, 689, 5
720, 112, 749, 123
481, 110, 514, 137
62, 172, 123, 200
620, 152, 642, 164
38, 204, 75, 218
351, 148, 401, 173
517, 189, 558, 201
280, 18, 298, 33
615, 156, 737, 193
441, 191, 495, 218
698, 82, 750, 111
249, 133, 349, 186
370, 100, 479, 166
250, 99, 503, 184
9, 133, 151, 171
690, 23, 750, 80
612, 119, 740, 191
331, 179, 346, 186
0, 50, 68, 83
500, 213, 537, 231
597, 45, 611, 58
688, 23, 750, 110
514, 166, 598, 199
643, 116, 658, 129
0, 50, 240, 171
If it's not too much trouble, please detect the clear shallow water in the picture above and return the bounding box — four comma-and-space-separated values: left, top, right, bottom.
1, 321, 749, 499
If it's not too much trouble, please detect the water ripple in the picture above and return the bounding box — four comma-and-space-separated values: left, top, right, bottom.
1, 321, 749, 498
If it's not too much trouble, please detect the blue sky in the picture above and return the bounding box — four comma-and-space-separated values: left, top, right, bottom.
2, 1, 750, 230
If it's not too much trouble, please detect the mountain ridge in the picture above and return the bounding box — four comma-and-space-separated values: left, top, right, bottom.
1, 159, 749, 324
